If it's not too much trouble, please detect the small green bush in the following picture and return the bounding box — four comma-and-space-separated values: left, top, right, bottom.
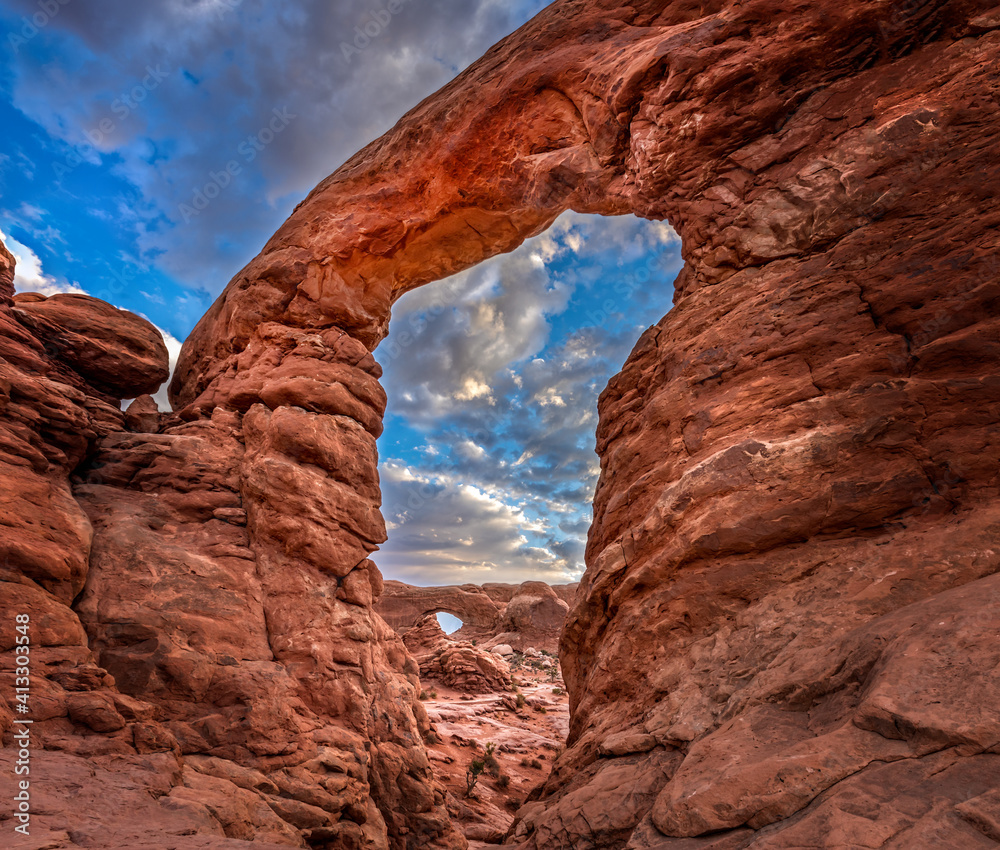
484, 741, 500, 776
466, 758, 486, 797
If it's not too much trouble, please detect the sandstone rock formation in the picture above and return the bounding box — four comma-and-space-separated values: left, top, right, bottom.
166, 0, 1000, 846
402, 613, 454, 659
417, 645, 513, 696
3, 0, 999, 847
377, 581, 576, 652
0, 239, 15, 303
378, 583, 505, 641
0, 261, 463, 849
402, 616, 513, 694
489, 583, 572, 653
13, 293, 169, 397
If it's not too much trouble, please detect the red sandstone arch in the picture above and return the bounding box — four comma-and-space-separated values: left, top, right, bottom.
166, 0, 1000, 846
376, 581, 503, 635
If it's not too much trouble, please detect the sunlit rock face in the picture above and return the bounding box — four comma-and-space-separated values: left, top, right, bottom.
0, 265, 461, 849
2, 0, 999, 848
0, 239, 15, 304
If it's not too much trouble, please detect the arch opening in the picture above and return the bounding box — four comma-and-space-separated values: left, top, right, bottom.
435, 612, 464, 634
374, 211, 682, 588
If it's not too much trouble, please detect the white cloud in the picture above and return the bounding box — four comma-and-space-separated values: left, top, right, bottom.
376, 460, 582, 586
0, 228, 86, 296
4, 0, 553, 296
17, 203, 45, 223
455, 440, 488, 461
374, 212, 683, 585
151, 328, 183, 412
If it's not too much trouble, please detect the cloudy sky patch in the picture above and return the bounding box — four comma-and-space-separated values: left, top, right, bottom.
376, 213, 681, 584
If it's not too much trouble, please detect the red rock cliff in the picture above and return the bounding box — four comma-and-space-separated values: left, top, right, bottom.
0, 278, 462, 847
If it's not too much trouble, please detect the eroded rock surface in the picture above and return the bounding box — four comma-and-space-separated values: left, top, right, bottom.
402, 616, 513, 694
0, 239, 15, 304
490, 583, 572, 653
0, 259, 463, 849
422, 661, 569, 846
13, 293, 169, 397
4, 0, 1000, 847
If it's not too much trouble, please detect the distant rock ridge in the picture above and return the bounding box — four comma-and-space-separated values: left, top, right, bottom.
3, 0, 1000, 847
377, 580, 577, 653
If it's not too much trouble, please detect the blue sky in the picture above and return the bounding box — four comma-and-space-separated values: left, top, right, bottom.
376, 214, 680, 584
0, 0, 681, 585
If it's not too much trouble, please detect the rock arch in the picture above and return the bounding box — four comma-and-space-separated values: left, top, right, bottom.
374, 580, 577, 652
146, 0, 1000, 847
376, 581, 504, 635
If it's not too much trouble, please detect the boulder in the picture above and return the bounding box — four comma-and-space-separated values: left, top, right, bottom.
13, 293, 169, 397
418, 644, 512, 694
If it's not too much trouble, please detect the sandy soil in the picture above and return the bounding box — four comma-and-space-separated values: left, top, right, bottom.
419, 653, 569, 845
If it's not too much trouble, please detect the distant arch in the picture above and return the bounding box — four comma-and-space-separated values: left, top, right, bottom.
375, 581, 503, 635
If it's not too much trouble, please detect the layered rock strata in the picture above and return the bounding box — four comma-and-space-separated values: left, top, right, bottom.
169, 0, 1000, 846
0, 271, 462, 848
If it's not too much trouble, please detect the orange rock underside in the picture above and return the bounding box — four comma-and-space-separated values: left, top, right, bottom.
2, 0, 1000, 848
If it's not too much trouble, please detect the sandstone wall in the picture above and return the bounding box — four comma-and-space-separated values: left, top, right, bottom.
376, 580, 577, 651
